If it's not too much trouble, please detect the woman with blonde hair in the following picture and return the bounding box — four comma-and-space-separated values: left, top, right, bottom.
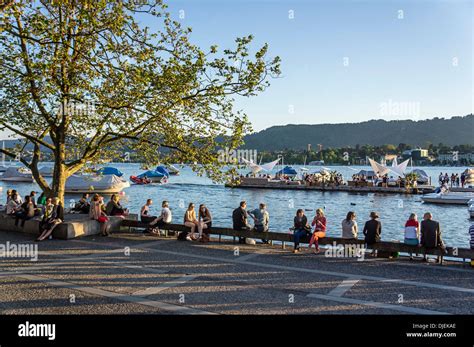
183, 203, 199, 241
90, 194, 110, 236
309, 208, 327, 253
36, 197, 64, 241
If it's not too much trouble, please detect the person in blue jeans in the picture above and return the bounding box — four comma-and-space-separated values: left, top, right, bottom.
293, 209, 311, 253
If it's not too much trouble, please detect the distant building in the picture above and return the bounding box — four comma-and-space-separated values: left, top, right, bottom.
437, 152, 474, 164
401, 148, 430, 164
411, 149, 429, 161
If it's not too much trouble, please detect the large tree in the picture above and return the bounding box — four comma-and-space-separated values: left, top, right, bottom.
0, 0, 280, 201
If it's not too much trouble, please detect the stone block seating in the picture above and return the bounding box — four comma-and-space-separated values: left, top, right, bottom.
0, 212, 138, 240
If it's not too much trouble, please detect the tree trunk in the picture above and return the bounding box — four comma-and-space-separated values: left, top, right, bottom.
51, 136, 67, 204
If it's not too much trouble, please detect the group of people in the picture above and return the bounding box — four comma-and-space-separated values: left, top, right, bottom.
438, 172, 466, 188
84, 193, 130, 236
2, 189, 472, 263
140, 199, 212, 242
3, 189, 64, 241
303, 172, 344, 186
290, 209, 447, 261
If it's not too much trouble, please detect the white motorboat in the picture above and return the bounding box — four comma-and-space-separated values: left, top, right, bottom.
167, 164, 180, 175
0, 167, 34, 182
468, 199, 474, 218
39, 166, 54, 177
421, 188, 474, 205
0, 165, 7, 173
65, 174, 130, 194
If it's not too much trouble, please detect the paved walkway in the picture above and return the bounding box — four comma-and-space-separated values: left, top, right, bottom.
1, 231, 474, 315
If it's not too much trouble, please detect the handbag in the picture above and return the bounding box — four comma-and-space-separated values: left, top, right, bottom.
97, 216, 108, 223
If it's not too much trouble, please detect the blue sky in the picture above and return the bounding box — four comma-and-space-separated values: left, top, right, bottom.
153, 0, 473, 131
1, 0, 471, 141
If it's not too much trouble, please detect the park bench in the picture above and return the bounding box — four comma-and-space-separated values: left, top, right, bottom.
120, 220, 474, 267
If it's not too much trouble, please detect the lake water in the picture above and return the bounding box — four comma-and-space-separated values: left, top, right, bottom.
1, 163, 472, 248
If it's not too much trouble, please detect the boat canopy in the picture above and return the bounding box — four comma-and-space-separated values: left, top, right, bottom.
97, 166, 124, 177
66, 174, 127, 191
410, 169, 429, 179
276, 166, 298, 176
356, 170, 376, 177
390, 159, 410, 177
155, 166, 170, 177
166, 164, 180, 174
241, 158, 281, 175
368, 158, 391, 176
137, 170, 166, 179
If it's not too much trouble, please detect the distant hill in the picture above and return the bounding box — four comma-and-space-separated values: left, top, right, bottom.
242, 115, 474, 150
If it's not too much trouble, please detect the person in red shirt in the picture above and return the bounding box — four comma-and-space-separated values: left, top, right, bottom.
309, 208, 326, 253
404, 213, 420, 260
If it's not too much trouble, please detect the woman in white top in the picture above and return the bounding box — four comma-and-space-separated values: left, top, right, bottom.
6, 193, 20, 215
149, 201, 172, 235
341, 211, 358, 239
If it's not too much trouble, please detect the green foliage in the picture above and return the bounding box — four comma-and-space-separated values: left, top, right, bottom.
0, 0, 280, 198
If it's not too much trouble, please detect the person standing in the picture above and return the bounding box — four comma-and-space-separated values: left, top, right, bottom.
461, 172, 466, 188
90, 194, 109, 236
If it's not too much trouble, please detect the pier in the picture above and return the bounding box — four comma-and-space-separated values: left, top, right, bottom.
226, 179, 435, 194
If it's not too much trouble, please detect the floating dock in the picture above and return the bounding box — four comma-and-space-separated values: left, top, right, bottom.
225, 178, 435, 194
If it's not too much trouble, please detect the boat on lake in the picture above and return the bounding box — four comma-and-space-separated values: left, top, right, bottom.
275, 166, 298, 179
468, 199, 474, 218
421, 187, 474, 205
136, 169, 167, 183
39, 166, 54, 177
166, 164, 180, 175
0, 167, 34, 182
96, 166, 124, 177
65, 174, 130, 194
130, 175, 152, 185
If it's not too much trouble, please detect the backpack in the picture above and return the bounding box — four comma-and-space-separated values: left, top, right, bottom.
177, 231, 188, 241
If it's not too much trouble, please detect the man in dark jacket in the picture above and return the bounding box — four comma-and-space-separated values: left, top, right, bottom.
420, 212, 445, 263
232, 201, 251, 244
